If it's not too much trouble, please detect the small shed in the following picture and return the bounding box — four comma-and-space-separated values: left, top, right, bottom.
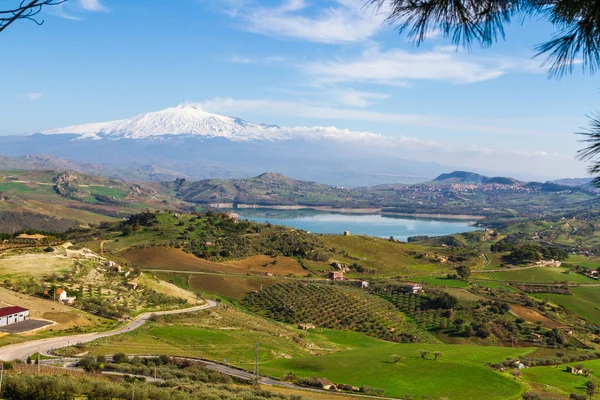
356, 280, 369, 288
567, 366, 584, 375
329, 271, 344, 281
343, 231, 350, 236
314, 378, 337, 391
127, 279, 140, 290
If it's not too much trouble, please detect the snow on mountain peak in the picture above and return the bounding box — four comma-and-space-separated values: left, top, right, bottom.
43, 105, 284, 141
41, 105, 432, 150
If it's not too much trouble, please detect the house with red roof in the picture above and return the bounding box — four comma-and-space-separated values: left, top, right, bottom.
0, 306, 29, 327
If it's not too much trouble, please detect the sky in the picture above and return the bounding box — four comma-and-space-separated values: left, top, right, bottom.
1, 0, 599, 179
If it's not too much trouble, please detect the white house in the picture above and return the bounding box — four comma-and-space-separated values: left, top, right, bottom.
0, 306, 30, 327
56, 289, 76, 305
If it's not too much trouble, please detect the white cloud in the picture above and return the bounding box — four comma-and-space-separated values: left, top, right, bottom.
306, 46, 544, 86
20, 93, 44, 101
334, 89, 390, 108
80, 0, 108, 12
227, 55, 286, 64
218, 0, 386, 43
198, 97, 555, 136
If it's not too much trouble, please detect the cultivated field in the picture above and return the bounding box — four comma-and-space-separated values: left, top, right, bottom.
510, 304, 565, 329
188, 275, 283, 300
0, 249, 74, 279
123, 247, 309, 277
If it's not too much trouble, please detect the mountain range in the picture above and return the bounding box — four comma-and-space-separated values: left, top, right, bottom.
1, 105, 596, 187
0, 105, 564, 187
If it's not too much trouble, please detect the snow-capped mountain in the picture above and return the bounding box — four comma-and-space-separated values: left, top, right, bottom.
43, 104, 284, 141
0, 104, 459, 186
42, 104, 388, 144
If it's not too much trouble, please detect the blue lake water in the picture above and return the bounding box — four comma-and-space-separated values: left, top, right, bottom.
236, 212, 480, 241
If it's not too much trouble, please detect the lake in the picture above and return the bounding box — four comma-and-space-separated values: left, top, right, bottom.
235, 211, 480, 240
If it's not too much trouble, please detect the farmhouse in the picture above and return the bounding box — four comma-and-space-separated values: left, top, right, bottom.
298, 323, 316, 330
127, 279, 140, 290
567, 366, 584, 375
356, 280, 369, 288
314, 378, 337, 391
0, 306, 30, 327
404, 282, 423, 294
329, 271, 344, 281
56, 289, 77, 305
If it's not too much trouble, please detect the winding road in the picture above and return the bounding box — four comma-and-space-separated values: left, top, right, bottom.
0, 300, 216, 361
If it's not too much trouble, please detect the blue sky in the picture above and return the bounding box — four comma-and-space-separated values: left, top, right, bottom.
1, 0, 598, 178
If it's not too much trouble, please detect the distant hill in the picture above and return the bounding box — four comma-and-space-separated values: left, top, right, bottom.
160, 172, 369, 207
431, 171, 519, 185
551, 177, 594, 187
0, 170, 188, 226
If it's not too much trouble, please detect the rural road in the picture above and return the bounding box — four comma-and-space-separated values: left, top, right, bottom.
0, 300, 216, 361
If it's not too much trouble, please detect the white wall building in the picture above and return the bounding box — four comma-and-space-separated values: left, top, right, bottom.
0, 306, 30, 327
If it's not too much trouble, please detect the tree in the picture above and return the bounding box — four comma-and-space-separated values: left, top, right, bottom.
418, 349, 430, 358
112, 352, 128, 364
369, 0, 600, 184
433, 351, 443, 360
1, 1, 67, 33
585, 379, 596, 400
391, 353, 403, 363
78, 355, 99, 373
456, 265, 470, 281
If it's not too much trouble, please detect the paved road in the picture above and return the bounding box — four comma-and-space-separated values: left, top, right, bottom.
0, 300, 216, 361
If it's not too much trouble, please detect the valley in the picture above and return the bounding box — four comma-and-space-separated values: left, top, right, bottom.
0, 166, 600, 400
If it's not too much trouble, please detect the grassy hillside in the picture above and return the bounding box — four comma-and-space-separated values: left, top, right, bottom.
76, 212, 476, 280
261, 343, 530, 400
0, 170, 188, 228
241, 282, 436, 343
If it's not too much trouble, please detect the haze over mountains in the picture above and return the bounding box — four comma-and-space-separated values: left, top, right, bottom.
0, 105, 588, 187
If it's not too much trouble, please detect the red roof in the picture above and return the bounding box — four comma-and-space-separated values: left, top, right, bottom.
56, 289, 65, 295
0, 306, 28, 318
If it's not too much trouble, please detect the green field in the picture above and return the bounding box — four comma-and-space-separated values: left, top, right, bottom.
522, 359, 600, 397
88, 185, 128, 199
535, 286, 600, 325
261, 343, 531, 400
66, 307, 347, 365
480, 267, 595, 284
417, 276, 470, 288
71, 304, 531, 400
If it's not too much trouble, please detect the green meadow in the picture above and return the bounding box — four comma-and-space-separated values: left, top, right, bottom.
535, 286, 600, 325
261, 342, 531, 400
522, 359, 600, 397
480, 267, 595, 284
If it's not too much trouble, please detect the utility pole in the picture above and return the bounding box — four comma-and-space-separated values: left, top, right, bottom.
37, 347, 40, 373
132, 383, 135, 400
0, 361, 4, 396
253, 342, 259, 387
154, 366, 157, 381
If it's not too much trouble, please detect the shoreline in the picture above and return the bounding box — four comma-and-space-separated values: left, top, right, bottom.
220, 204, 485, 221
